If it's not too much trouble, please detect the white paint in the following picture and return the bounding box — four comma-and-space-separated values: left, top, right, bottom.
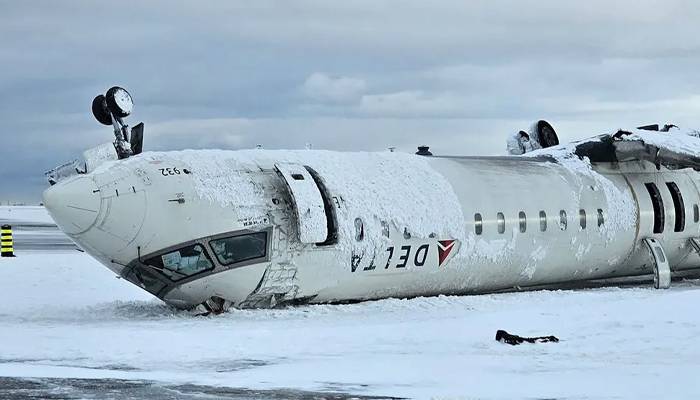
95, 149, 465, 265
529, 142, 637, 242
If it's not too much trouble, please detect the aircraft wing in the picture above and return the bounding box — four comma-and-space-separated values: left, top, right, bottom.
612, 128, 700, 169
533, 126, 700, 170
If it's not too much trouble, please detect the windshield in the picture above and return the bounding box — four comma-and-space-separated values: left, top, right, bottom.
145, 243, 214, 281
210, 232, 267, 266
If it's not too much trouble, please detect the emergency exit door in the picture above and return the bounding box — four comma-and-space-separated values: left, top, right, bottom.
274, 163, 329, 244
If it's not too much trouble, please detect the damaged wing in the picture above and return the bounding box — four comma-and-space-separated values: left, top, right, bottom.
524, 122, 700, 170
574, 127, 700, 169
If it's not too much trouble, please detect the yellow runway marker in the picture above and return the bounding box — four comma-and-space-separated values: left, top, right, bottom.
1, 224, 15, 257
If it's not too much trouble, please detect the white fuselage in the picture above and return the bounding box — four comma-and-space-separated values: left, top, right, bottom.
42, 149, 700, 309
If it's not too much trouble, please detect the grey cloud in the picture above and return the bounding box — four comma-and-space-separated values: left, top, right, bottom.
302, 73, 367, 104
1, 0, 699, 203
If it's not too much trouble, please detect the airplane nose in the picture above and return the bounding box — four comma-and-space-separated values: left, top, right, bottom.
43, 176, 101, 235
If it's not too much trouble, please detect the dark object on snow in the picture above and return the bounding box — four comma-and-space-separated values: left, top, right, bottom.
637, 124, 660, 132
661, 124, 678, 132
416, 146, 433, 156
92, 95, 112, 126
637, 123, 678, 132
495, 330, 559, 345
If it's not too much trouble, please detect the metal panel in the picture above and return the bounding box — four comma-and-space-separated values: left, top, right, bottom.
274, 163, 328, 244
643, 238, 671, 289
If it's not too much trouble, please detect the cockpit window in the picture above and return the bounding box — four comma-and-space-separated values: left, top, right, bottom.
145, 244, 213, 281
209, 232, 267, 266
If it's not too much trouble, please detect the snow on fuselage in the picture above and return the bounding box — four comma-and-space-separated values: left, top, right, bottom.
42, 149, 700, 309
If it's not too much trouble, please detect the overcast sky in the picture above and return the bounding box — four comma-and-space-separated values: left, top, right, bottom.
1, 1, 699, 203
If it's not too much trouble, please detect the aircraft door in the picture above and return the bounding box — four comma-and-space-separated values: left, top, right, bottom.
274, 163, 329, 244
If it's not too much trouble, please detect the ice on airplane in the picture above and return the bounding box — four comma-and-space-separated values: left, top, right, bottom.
42, 87, 700, 312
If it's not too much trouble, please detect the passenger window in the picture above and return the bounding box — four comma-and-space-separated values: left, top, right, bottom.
518, 211, 527, 233
145, 244, 213, 281
559, 210, 567, 231
539, 211, 547, 232
579, 209, 587, 229
597, 209, 604, 227
474, 213, 483, 235
695, 204, 699, 223
354, 218, 364, 241
210, 232, 267, 266
497, 212, 505, 234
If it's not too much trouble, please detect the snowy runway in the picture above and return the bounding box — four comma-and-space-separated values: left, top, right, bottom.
1, 250, 700, 399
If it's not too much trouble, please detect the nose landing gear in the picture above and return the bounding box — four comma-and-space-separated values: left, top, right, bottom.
91, 86, 144, 160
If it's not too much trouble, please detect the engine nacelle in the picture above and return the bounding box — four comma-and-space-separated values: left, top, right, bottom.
507, 120, 559, 155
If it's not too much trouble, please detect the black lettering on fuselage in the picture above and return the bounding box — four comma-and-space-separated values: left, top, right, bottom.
351, 251, 363, 273
384, 246, 394, 269
396, 245, 411, 268
352, 242, 435, 272
414, 244, 429, 266
363, 252, 377, 271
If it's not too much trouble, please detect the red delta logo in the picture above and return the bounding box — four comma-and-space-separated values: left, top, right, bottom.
438, 240, 456, 266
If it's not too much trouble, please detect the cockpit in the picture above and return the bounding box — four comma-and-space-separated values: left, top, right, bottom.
145, 243, 214, 281
123, 229, 270, 299
209, 232, 267, 266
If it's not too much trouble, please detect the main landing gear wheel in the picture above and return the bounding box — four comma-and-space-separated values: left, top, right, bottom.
91, 95, 112, 126
105, 86, 134, 118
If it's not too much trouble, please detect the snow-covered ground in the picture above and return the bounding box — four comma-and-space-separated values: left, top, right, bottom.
0, 206, 76, 251
1, 208, 700, 399
0, 206, 54, 225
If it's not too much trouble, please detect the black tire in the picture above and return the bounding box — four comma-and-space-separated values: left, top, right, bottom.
537, 120, 559, 148
92, 95, 112, 125
105, 86, 133, 118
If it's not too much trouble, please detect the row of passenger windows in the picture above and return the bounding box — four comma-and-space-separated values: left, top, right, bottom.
473, 209, 604, 235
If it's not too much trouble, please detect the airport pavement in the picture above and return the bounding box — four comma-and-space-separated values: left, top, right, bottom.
0, 219, 77, 251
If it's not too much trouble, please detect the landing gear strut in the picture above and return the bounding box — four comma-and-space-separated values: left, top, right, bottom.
643, 238, 671, 289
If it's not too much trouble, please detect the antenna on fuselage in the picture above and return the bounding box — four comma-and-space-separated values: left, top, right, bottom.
91, 86, 144, 159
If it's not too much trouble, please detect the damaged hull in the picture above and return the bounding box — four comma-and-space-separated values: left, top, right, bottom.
43, 148, 700, 309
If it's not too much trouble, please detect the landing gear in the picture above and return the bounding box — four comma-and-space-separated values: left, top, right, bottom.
194, 296, 231, 316
90, 86, 144, 159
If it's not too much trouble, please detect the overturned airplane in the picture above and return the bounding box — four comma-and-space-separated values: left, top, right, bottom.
43, 87, 700, 312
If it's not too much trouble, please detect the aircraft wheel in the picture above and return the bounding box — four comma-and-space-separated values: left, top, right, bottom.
537, 120, 559, 148
91, 95, 112, 125
105, 86, 133, 118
